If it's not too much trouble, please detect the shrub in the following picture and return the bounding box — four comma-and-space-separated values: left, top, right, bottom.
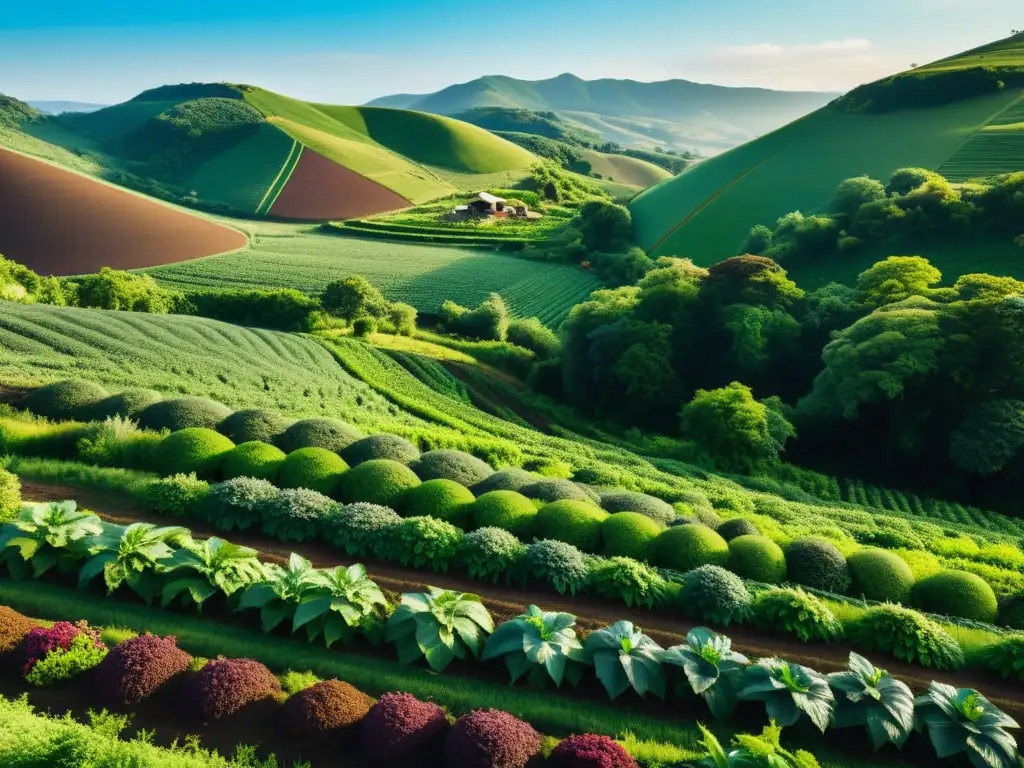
847, 604, 964, 670
459, 527, 526, 583
728, 535, 787, 583
535, 500, 608, 552
216, 409, 289, 444
275, 418, 365, 453
221, 441, 286, 482
893, 548, 942, 580
471, 468, 535, 495
341, 433, 420, 466
394, 516, 464, 571
260, 488, 336, 543
353, 317, 376, 337
361, 692, 449, 761
599, 491, 675, 525
653, 524, 729, 572
444, 708, 541, 768
142, 473, 210, 518
96, 634, 191, 705
410, 449, 494, 486
75, 417, 162, 469
24, 379, 109, 420
0, 467, 21, 522
186, 657, 282, 721
88, 389, 162, 420
137, 397, 232, 431
327, 502, 403, 558
520, 478, 592, 504
979, 636, 1024, 682
847, 548, 915, 603
913, 571, 998, 622
590, 557, 669, 609
751, 587, 843, 643
716, 518, 760, 541
681, 565, 751, 625
998, 595, 1024, 630
202, 476, 278, 531
404, 479, 475, 526
786, 537, 851, 593
154, 428, 234, 477
472, 491, 538, 538
339, 459, 421, 507
278, 447, 349, 496
549, 734, 638, 768
602, 513, 662, 561
0, 606, 37, 655
25, 631, 108, 686
522, 540, 590, 595
691, 506, 724, 528
284, 679, 373, 735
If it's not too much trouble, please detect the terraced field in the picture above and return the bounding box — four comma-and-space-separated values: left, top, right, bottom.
937, 93, 1024, 180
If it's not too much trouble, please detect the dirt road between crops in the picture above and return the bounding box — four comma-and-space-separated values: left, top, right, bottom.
0, 148, 247, 275
21, 481, 1024, 720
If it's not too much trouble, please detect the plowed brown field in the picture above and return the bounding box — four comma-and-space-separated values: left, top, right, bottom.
0, 148, 247, 275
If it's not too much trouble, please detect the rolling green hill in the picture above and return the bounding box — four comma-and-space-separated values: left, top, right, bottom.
631, 33, 1024, 263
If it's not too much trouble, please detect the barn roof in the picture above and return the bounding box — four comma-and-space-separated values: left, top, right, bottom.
476, 191, 505, 204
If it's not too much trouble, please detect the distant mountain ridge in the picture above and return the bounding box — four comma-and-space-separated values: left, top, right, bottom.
27, 101, 107, 115
367, 73, 838, 154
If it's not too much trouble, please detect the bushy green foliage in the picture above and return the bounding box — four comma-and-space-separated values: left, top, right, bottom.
339, 459, 421, 507
716, 517, 760, 541
847, 604, 964, 670
520, 478, 593, 504
472, 491, 538, 538
341, 433, 420, 466
998, 595, 1024, 630
25, 631, 108, 686
187, 289, 321, 332
522, 539, 590, 595
653, 523, 728, 572
506, 317, 561, 360
353, 317, 377, 337
728, 535, 787, 583
137, 397, 233, 432
259, 487, 335, 542
0, 467, 20, 523
893, 548, 942, 580
602, 512, 662, 561
221, 441, 286, 482
409, 449, 494, 486
751, 587, 843, 643
681, 565, 752, 625
535, 500, 608, 552
598, 490, 675, 525
458, 527, 526, 583
276, 418, 365, 454
386, 588, 493, 673
404, 479, 475, 526
914, 681, 1022, 768
278, 447, 349, 496
74, 416, 162, 470
441, 293, 510, 342
393, 516, 464, 571
590, 556, 669, 608
785, 537, 851, 593
327, 502, 403, 557
847, 548, 915, 603
142, 473, 210, 518
913, 570, 998, 622
216, 408, 289, 444
979, 636, 1024, 682
24, 380, 109, 420
88, 389, 162, 421
155, 428, 234, 477
470, 468, 535, 495
322, 276, 387, 322
202, 477, 279, 531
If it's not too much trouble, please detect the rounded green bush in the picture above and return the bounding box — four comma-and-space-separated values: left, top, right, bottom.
217, 409, 290, 444
155, 428, 235, 477
222, 441, 287, 482
599, 490, 675, 525
341, 434, 420, 466
339, 459, 421, 508
138, 397, 233, 432
409, 450, 494, 486
751, 587, 842, 643
847, 548, 915, 603
520, 478, 592, 504
848, 604, 964, 670
728, 535, 787, 583
404, 479, 475, 526
998, 595, 1024, 630
601, 512, 663, 561
275, 418, 365, 454
470, 469, 535, 495
25, 379, 109, 420
472, 491, 538, 539
653, 524, 729, 572
88, 389, 162, 420
716, 518, 760, 542
785, 537, 851, 593
914, 570, 998, 623
681, 565, 751, 626
278, 448, 349, 497
535, 500, 609, 553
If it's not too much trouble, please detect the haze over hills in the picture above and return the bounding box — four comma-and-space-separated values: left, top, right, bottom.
367, 73, 838, 154
27, 101, 106, 115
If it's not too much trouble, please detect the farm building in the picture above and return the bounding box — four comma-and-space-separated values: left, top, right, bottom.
454, 192, 542, 219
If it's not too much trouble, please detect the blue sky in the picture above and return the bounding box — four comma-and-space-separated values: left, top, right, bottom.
1, 0, 1018, 104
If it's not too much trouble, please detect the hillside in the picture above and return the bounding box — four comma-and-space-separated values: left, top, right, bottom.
630, 33, 1024, 264
368, 73, 836, 154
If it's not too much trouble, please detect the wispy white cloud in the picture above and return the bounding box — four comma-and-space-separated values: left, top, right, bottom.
725, 39, 873, 57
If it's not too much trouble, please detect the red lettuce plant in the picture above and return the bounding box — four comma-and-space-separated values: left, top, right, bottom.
444, 708, 541, 768
185, 657, 281, 721
96, 633, 192, 705
21, 620, 101, 675
549, 734, 638, 767
360, 692, 449, 761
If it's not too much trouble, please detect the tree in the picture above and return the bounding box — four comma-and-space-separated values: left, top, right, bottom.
702, 256, 803, 312
386, 302, 417, 336
321, 276, 386, 321
574, 200, 634, 253
832, 176, 886, 216
948, 399, 1024, 475
441, 293, 509, 342
855, 256, 942, 308
885, 168, 936, 197
76, 268, 173, 313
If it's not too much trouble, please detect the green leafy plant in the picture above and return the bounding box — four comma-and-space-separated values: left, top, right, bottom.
590, 556, 670, 609
393, 516, 463, 572
737, 658, 834, 732
386, 588, 494, 672
0, 501, 102, 579
202, 477, 278, 532
661, 627, 749, 719
159, 536, 264, 610
25, 631, 109, 686
482, 605, 589, 687
914, 682, 1020, 768
78, 522, 187, 604
826, 652, 914, 750
690, 722, 820, 768
979, 636, 1024, 682
847, 604, 964, 670
583, 620, 665, 700
521, 539, 590, 595
292, 563, 389, 647
750, 588, 843, 643
237, 552, 323, 632
458, 527, 526, 583
142, 473, 210, 518
681, 565, 751, 626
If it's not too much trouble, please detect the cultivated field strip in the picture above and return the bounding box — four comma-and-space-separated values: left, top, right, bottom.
937, 94, 1024, 180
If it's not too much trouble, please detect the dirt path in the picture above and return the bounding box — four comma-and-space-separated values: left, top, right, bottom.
21, 481, 1024, 719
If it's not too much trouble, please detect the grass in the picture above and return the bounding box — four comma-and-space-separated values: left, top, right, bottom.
916, 32, 1024, 73
936, 92, 1024, 180
578, 148, 671, 188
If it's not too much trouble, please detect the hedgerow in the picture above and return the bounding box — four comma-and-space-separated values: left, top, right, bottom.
155, 428, 234, 477
339, 459, 421, 508
410, 449, 494, 486
602, 512, 662, 561
216, 408, 289, 444
276, 418, 365, 454
913, 570, 998, 622
535, 500, 608, 552
680, 565, 752, 625
341, 433, 420, 466
654, 524, 729, 572
24, 379, 109, 420
138, 397, 232, 431
221, 441, 286, 482
847, 548, 915, 603
404, 479, 475, 526
278, 447, 349, 496
472, 491, 538, 538
727, 535, 787, 583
